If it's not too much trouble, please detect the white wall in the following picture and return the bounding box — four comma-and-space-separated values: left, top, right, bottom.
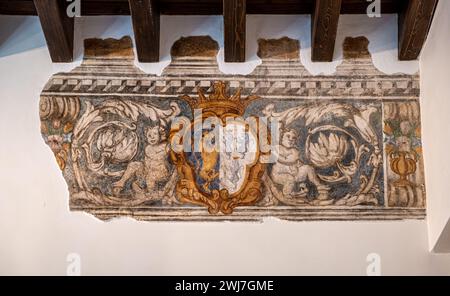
421, 0, 450, 252
1, 14, 450, 275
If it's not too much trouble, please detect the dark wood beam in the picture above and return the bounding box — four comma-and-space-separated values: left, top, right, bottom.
398, 0, 439, 60
311, 0, 342, 62
0, 0, 405, 16
0, 0, 36, 15
33, 0, 74, 62
223, 0, 246, 62
129, 0, 160, 62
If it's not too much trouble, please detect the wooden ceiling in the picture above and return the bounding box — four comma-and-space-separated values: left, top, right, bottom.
0, 0, 439, 63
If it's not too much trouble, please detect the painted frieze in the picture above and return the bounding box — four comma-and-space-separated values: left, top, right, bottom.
39, 35, 425, 221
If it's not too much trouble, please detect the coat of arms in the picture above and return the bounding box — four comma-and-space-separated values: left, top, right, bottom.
169, 81, 267, 214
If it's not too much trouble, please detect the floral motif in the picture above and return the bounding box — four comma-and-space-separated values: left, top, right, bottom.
308, 132, 348, 168
95, 127, 138, 164
383, 101, 425, 208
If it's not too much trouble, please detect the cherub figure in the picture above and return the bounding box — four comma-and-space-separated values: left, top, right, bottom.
271, 128, 326, 198
113, 124, 170, 195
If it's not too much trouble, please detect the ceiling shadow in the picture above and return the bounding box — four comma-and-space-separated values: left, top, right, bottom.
0, 16, 47, 58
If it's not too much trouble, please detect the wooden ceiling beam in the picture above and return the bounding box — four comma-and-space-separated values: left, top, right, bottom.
311, 0, 342, 62
0, 0, 405, 16
398, 0, 439, 60
8, 1, 439, 64
129, 0, 160, 62
33, 0, 74, 62
223, 0, 246, 62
